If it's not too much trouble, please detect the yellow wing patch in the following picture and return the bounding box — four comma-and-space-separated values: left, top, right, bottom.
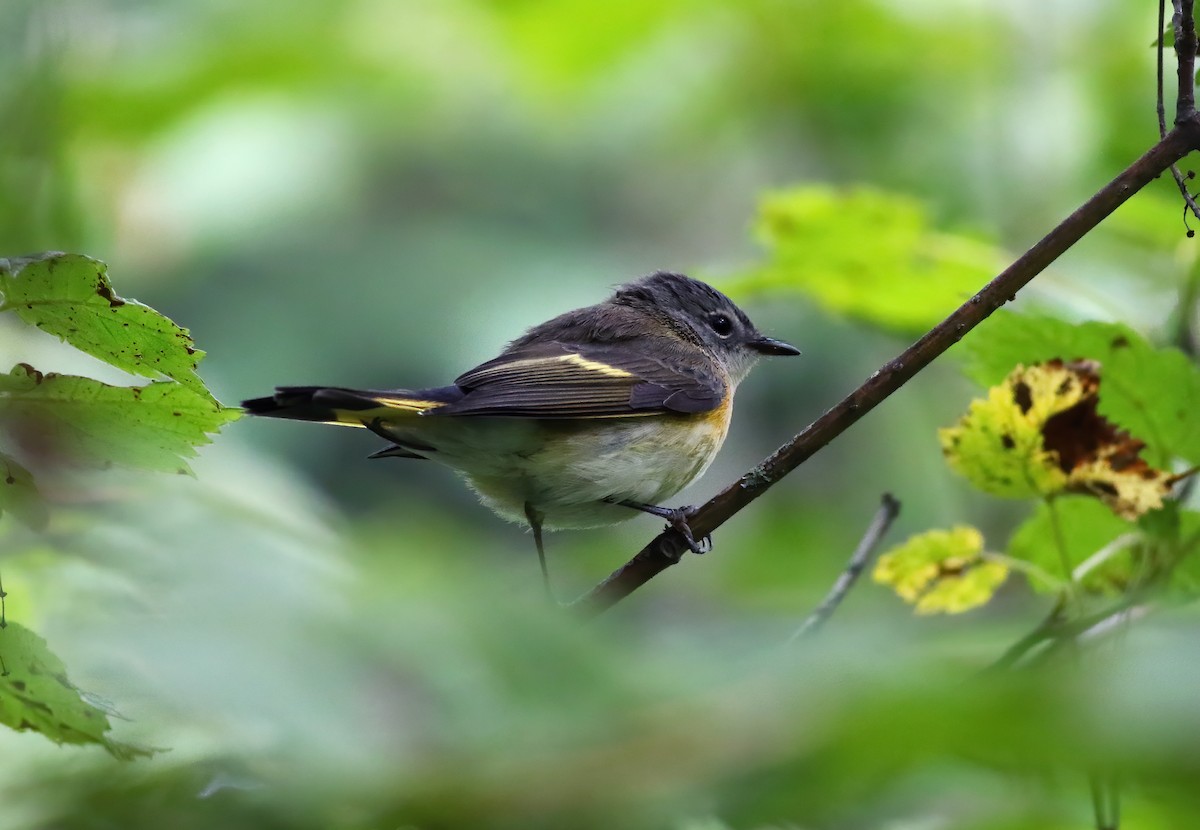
560, 353, 633, 378
463, 353, 633, 385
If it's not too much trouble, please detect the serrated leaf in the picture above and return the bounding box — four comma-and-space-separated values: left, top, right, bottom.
0, 621, 151, 759
0, 364, 238, 475
943, 359, 1176, 518
961, 313, 1200, 467
1007, 498, 1136, 593
725, 186, 1006, 335
873, 526, 1008, 615
0, 453, 48, 531
0, 253, 210, 398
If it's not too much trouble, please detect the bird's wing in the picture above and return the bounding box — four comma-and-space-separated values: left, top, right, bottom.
430, 341, 726, 418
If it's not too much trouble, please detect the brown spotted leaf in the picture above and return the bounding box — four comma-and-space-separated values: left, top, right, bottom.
0, 364, 237, 475
942, 359, 1177, 519
0, 253, 210, 399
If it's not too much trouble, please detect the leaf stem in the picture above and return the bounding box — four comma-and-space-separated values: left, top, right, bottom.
1071, 533, 1140, 583
982, 552, 1066, 593
1046, 497, 1080, 610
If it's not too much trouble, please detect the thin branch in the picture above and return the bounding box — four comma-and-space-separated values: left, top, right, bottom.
1168, 168, 1200, 231
1162, 0, 1200, 228
789, 493, 900, 642
1161, 0, 1169, 138
1072, 533, 1140, 583
572, 124, 1200, 617
1176, 0, 1198, 124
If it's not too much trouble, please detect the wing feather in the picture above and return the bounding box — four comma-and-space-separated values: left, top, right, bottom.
431, 342, 725, 418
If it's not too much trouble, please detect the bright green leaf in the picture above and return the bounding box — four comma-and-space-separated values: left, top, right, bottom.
726, 186, 1006, 335
0, 621, 151, 759
1007, 497, 1137, 593
0, 364, 239, 475
874, 525, 1008, 615
0, 453, 47, 531
0, 253, 211, 398
961, 313, 1200, 467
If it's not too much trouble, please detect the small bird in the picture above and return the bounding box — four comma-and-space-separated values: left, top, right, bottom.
243, 272, 798, 593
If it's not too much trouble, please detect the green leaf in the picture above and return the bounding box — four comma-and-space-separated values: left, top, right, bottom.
0, 621, 151, 759
0, 453, 48, 531
0, 253, 211, 398
1153, 27, 1175, 48
961, 313, 1200, 467
0, 364, 238, 475
725, 186, 1005, 335
1007, 497, 1136, 593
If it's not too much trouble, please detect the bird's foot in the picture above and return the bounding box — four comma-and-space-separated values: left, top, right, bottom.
660, 505, 711, 556
607, 499, 713, 559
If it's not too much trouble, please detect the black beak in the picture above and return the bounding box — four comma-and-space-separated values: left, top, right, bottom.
748, 336, 801, 356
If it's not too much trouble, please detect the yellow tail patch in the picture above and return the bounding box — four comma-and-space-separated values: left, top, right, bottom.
322, 396, 447, 428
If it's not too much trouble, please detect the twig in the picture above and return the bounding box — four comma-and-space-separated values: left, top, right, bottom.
1161, 0, 1169, 137
1161, 0, 1200, 228
1071, 533, 1139, 583
572, 124, 1200, 617
1176, 0, 1198, 124
789, 493, 900, 642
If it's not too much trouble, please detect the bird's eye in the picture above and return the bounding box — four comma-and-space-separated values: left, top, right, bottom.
709, 314, 734, 337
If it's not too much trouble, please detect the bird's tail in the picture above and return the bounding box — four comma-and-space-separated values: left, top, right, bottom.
241, 385, 464, 428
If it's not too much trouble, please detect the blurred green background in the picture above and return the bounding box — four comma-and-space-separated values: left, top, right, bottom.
2, 1, 1199, 828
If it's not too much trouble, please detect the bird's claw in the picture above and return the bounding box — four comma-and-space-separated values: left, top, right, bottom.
662, 505, 710, 556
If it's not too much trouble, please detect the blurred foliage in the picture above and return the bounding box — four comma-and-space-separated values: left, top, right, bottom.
729, 186, 1006, 335
0, 622, 150, 760
2, 0, 1200, 828
0, 253, 235, 756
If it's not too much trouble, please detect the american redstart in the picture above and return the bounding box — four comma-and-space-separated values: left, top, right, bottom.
243, 271, 798, 592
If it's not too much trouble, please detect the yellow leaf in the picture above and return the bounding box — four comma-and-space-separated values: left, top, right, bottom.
914, 561, 1009, 615
874, 526, 1007, 615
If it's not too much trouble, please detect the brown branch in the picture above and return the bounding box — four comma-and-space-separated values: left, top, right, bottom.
572, 124, 1200, 618
789, 493, 900, 642
1176, 0, 1197, 125
1163, 0, 1200, 227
